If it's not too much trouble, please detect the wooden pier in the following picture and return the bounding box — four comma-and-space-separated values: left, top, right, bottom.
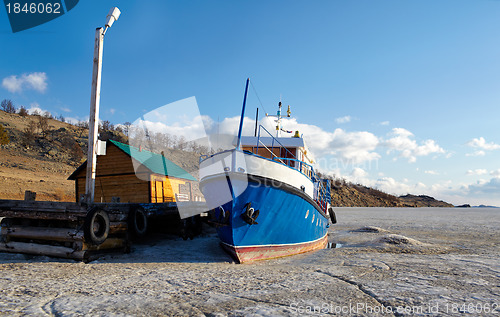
0, 199, 208, 261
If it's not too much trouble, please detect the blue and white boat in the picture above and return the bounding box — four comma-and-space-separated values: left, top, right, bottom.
199, 79, 335, 263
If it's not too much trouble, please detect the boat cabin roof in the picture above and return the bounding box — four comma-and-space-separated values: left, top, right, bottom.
238, 136, 306, 148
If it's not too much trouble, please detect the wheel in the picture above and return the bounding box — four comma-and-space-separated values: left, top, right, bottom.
129, 207, 148, 237
84, 207, 110, 245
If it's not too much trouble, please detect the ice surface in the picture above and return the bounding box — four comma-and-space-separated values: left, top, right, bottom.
0, 207, 499, 316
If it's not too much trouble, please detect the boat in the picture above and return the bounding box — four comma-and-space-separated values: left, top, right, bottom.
199, 78, 335, 263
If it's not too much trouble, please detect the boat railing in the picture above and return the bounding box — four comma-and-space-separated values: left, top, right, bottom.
272, 157, 314, 178
255, 125, 296, 165
314, 178, 331, 213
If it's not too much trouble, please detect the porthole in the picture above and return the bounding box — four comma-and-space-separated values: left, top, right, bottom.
312, 214, 315, 223
305, 210, 309, 219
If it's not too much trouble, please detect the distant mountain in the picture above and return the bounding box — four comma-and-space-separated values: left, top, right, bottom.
398, 194, 454, 207
455, 204, 499, 208
328, 181, 455, 207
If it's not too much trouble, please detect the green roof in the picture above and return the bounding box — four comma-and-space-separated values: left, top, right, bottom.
109, 140, 197, 181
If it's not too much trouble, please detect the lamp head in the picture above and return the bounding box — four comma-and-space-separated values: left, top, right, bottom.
105, 7, 121, 28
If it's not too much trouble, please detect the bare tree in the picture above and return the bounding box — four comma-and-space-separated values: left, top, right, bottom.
100, 120, 114, 132
43, 111, 53, 119
176, 136, 187, 151
77, 120, 89, 129
123, 121, 131, 136
37, 116, 50, 137
21, 121, 37, 147
1, 99, 15, 113
18, 106, 28, 117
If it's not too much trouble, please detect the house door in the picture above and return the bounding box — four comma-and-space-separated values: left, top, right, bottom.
162, 180, 174, 202
154, 181, 164, 203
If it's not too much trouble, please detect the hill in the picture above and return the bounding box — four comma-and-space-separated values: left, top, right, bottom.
328, 181, 454, 207
398, 194, 453, 207
0, 110, 454, 207
0, 110, 201, 201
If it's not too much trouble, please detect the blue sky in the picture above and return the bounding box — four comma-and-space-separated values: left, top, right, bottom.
1, 0, 500, 206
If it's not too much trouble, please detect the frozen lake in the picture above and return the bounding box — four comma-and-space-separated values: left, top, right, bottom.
0, 207, 499, 316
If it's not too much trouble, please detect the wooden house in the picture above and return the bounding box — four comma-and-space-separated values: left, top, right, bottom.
68, 140, 197, 203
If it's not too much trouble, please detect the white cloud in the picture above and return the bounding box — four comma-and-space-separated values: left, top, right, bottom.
109, 108, 116, 115
466, 137, 500, 156
133, 116, 208, 142
328, 129, 380, 164
59, 107, 71, 113
2, 76, 23, 93
466, 169, 488, 176
335, 116, 351, 124
257, 117, 379, 165
466, 137, 500, 151
391, 127, 413, 138
2, 72, 48, 93
490, 169, 500, 178
27, 102, 48, 115
380, 121, 390, 126
467, 177, 500, 195
382, 128, 445, 163
65, 116, 89, 125
425, 170, 439, 175
372, 176, 427, 196
349, 167, 368, 183
466, 150, 486, 157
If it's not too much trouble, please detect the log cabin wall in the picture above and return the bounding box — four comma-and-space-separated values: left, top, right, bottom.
73, 144, 151, 203
71, 142, 195, 203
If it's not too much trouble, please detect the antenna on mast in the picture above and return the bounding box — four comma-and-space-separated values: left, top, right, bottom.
266, 101, 292, 138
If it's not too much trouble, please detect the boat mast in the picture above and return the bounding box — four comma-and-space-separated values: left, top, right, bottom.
236, 78, 250, 150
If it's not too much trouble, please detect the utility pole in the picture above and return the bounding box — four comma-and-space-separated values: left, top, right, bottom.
84, 7, 121, 203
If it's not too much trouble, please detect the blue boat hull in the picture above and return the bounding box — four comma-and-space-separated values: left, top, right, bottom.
201, 173, 329, 263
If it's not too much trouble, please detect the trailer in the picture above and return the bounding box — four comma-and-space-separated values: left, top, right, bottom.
0, 196, 208, 262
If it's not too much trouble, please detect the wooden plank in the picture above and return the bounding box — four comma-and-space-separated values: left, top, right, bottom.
1, 226, 84, 242
0, 200, 85, 213
0, 210, 82, 221
0, 241, 86, 260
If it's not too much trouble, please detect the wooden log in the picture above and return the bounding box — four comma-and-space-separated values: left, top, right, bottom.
109, 221, 128, 234
0, 200, 86, 213
77, 237, 127, 251
0, 241, 86, 260
108, 213, 128, 222
0, 210, 82, 221
0, 226, 84, 242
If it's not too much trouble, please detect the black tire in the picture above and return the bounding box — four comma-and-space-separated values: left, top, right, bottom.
84, 207, 110, 245
328, 207, 337, 224
129, 207, 148, 238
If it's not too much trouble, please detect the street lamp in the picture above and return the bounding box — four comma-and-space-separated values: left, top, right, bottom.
85, 7, 121, 204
